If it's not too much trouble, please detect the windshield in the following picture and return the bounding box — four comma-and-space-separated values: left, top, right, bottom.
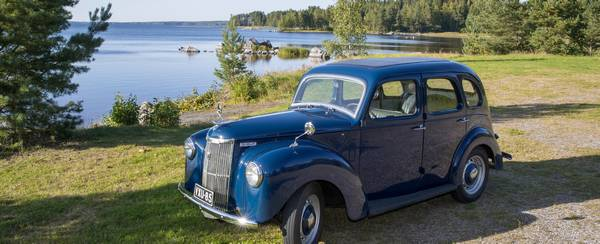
293, 77, 365, 117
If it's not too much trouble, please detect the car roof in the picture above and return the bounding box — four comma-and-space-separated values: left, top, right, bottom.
304, 57, 479, 86
329, 57, 448, 68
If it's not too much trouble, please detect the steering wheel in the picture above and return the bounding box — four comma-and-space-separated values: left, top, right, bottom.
346, 103, 359, 111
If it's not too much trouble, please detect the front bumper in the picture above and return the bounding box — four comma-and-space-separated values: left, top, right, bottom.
177, 182, 258, 228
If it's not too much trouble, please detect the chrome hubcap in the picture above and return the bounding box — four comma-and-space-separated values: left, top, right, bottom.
463, 155, 486, 195
301, 204, 315, 235
299, 194, 320, 243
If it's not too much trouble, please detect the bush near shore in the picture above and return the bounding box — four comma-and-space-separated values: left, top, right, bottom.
278, 47, 310, 59
100, 69, 305, 128
176, 69, 305, 112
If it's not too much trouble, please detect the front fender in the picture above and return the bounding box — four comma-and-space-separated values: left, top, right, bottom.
233, 139, 367, 223
450, 127, 502, 186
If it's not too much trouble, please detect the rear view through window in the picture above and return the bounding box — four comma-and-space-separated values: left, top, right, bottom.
426, 78, 459, 113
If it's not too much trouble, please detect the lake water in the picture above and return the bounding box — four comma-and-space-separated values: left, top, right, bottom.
62, 22, 462, 125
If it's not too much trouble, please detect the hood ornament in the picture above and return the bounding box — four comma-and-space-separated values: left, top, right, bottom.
213, 103, 225, 124
290, 122, 316, 148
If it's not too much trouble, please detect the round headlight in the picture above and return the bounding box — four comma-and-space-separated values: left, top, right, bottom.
184, 137, 196, 159
245, 162, 263, 188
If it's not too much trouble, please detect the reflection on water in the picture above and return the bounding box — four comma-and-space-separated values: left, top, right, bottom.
61, 22, 462, 125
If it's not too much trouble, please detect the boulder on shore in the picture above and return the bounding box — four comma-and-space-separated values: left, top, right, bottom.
178, 46, 200, 53
309, 47, 328, 59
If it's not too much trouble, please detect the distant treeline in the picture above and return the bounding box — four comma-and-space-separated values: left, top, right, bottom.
231, 0, 470, 33
233, 0, 600, 55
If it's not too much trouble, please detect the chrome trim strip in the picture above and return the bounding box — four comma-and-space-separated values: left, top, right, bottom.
207, 137, 234, 144
291, 74, 368, 119
177, 182, 258, 227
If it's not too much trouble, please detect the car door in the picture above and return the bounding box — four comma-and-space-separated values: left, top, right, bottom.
359, 76, 424, 200
421, 74, 467, 188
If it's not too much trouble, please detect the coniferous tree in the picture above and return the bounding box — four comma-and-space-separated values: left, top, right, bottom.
527, 0, 586, 55
463, 0, 528, 54
583, 0, 600, 55
0, 0, 111, 151
214, 19, 247, 84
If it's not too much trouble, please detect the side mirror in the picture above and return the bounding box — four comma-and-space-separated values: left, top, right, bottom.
290, 122, 316, 148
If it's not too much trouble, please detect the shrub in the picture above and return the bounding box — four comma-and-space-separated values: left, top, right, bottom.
226, 74, 266, 102
177, 88, 219, 112
278, 47, 310, 59
107, 94, 139, 126
149, 99, 180, 128
0, 130, 21, 158
259, 70, 305, 99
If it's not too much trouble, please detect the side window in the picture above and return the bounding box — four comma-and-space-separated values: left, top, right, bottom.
368, 80, 417, 119
426, 78, 459, 113
461, 78, 482, 107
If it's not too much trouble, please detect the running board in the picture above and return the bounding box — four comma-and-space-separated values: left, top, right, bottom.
368, 184, 457, 217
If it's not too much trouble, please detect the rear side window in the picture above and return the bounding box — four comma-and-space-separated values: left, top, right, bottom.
426, 78, 459, 113
461, 79, 482, 107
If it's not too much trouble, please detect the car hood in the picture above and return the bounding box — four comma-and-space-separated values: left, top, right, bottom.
206, 108, 354, 141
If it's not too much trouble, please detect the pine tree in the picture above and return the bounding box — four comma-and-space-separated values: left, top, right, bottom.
583, 0, 600, 55
0, 0, 111, 151
463, 0, 528, 54
214, 19, 247, 84
527, 0, 586, 55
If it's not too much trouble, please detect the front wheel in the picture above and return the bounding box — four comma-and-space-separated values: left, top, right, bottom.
280, 183, 324, 244
452, 148, 490, 203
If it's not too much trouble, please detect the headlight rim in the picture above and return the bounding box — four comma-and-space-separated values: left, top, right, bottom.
245, 162, 263, 188
184, 137, 196, 159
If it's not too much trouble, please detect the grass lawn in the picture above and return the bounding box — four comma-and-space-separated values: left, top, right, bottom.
1, 54, 600, 242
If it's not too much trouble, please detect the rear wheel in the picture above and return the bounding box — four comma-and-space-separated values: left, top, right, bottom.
452, 147, 489, 203
280, 183, 324, 244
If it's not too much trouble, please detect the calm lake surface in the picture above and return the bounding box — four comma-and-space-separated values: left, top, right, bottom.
62, 22, 462, 125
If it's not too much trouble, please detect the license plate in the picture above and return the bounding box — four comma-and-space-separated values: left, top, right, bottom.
193, 184, 214, 206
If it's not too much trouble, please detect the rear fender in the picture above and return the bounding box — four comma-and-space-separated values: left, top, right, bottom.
450, 127, 502, 186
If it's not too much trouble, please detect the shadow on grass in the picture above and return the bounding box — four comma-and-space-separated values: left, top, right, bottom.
0, 183, 273, 242
320, 154, 600, 242
491, 103, 600, 122
2, 155, 598, 242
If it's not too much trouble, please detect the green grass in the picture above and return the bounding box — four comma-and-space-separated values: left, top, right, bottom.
2, 54, 600, 242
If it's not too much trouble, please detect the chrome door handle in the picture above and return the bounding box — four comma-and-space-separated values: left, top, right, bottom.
457, 117, 470, 123
412, 124, 427, 131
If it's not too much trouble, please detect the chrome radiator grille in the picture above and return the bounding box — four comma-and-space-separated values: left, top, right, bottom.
202, 138, 235, 211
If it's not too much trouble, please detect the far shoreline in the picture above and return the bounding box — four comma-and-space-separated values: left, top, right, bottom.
239, 26, 464, 38
70, 22, 464, 39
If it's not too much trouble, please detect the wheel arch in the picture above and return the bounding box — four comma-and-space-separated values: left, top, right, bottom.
236, 140, 368, 223
450, 127, 502, 186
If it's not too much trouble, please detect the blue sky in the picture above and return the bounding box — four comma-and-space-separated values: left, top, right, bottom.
70, 0, 336, 22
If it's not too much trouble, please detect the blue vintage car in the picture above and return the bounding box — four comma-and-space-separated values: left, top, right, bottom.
178, 57, 511, 243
